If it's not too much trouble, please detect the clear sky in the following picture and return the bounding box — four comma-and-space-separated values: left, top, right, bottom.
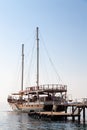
0, 0, 87, 102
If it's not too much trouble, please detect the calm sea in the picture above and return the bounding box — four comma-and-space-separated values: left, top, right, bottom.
0, 102, 87, 130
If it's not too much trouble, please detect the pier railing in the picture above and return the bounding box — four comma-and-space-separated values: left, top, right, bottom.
25, 84, 67, 94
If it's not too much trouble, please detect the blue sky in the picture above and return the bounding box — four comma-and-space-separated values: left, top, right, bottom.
0, 0, 87, 102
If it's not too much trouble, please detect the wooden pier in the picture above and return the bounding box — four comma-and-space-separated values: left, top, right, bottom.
28, 111, 79, 121
28, 103, 87, 124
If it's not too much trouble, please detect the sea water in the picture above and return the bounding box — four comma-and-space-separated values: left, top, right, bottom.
0, 102, 87, 130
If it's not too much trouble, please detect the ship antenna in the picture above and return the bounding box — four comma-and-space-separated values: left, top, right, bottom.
21, 44, 24, 91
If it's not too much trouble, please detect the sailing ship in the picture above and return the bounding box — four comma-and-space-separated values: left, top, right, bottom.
7, 27, 67, 112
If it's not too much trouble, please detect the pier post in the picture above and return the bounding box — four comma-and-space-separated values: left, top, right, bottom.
78, 107, 80, 124
83, 107, 85, 125
72, 106, 75, 122
65, 106, 67, 121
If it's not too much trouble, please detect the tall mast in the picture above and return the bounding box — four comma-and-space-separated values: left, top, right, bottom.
21, 44, 24, 91
36, 27, 39, 89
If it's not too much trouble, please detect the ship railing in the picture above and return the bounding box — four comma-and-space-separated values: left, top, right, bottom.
44, 100, 67, 105
25, 84, 67, 94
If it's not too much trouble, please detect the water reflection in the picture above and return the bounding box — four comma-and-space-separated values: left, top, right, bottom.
6, 112, 30, 130
0, 110, 87, 130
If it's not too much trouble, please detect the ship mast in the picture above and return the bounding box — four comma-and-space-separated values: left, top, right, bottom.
36, 27, 39, 89
21, 44, 24, 91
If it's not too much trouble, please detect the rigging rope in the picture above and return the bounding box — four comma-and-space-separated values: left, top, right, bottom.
25, 37, 36, 86
21, 29, 64, 87
39, 32, 63, 84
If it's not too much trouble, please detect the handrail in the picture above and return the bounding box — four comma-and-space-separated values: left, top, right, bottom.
26, 84, 67, 93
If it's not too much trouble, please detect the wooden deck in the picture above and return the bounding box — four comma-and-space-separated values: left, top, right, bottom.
37, 111, 78, 116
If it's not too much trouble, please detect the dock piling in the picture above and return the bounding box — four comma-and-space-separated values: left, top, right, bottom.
83, 107, 85, 125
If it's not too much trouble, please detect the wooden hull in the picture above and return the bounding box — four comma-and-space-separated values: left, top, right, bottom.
8, 102, 44, 112
9, 102, 66, 113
